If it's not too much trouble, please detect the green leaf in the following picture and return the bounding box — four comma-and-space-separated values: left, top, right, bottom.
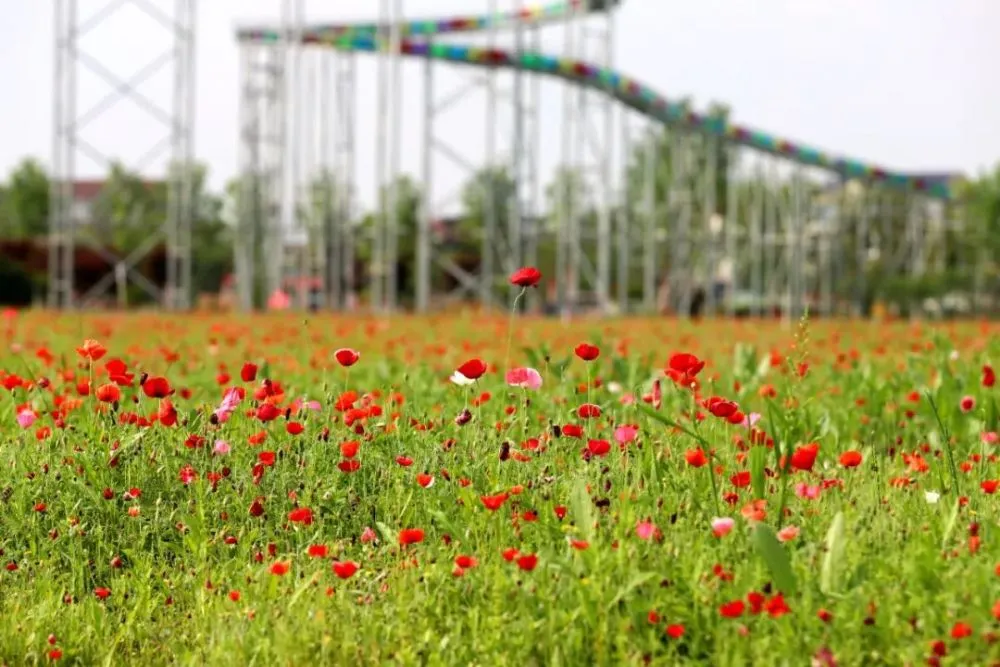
820, 512, 845, 596
636, 404, 711, 448
941, 497, 960, 549
604, 572, 658, 612
751, 523, 797, 595
749, 445, 767, 501
551, 355, 572, 380
611, 356, 630, 385
570, 477, 594, 543
429, 509, 459, 537
522, 346, 542, 371
376, 521, 397, 546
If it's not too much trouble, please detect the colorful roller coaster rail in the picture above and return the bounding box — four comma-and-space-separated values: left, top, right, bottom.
237, 0, 958, 200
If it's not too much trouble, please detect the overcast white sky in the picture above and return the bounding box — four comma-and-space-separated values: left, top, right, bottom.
1, 0, 996, 213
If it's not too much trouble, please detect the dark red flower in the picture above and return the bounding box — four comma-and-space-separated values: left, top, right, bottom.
574, 343, 600, 361
334, 348, 360, 367
705, 396, 738, 419
241, 363, 258, 383
142, 376, 173, 399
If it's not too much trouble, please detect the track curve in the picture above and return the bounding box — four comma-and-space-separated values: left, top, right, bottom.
237, 3, 956, 200
236, 0, 595, 39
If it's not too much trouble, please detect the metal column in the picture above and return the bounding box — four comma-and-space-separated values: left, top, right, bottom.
49, 0, 197, 310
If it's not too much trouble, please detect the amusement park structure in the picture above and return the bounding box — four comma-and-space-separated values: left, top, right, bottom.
47, 0, 980, 316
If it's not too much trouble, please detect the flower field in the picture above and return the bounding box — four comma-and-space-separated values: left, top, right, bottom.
2, 307, 1000, 665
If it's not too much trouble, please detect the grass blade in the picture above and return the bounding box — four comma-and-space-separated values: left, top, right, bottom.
820, 511, 845, 596
751, 523, 797, 595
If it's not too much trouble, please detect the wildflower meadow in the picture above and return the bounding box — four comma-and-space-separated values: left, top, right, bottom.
2, 287, 1000, 665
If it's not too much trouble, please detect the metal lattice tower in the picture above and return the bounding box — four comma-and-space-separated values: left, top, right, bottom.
413, 1, 551, 313
49, 0, 196, 310
231, 0, 977, 320
235, 0, 303, 311
556, 1, 616, 316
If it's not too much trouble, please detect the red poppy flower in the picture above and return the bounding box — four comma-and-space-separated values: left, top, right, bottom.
575, 343, 600, 361
839, 450, 863, 468
332, 560, 359, 579
338, 459, 361, 473
516, 553, 538, 571
481, 493, 509, 511
587, 439, 611, 457
457, 358, 487, 380
719, 600, 745, 618
95, 383, 121, 403
142, 376, 173, 398
76, 339, 107, 362
248, 498, 265, 517
666, 352, 705, 389
105, 359, 134, 385
241, 362, 258, 382
334, 348, 360, 367
455, 555, 478, 569
789, 443, 819, 472
399, 528, 425, 545
509, 267, 542, 288
288, 507, 314, 525
705, 396, 738, 419
256, 403, 281, 422
685, 448, 708, 467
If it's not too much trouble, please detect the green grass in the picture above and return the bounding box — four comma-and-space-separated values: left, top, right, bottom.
0, 312, 998, 665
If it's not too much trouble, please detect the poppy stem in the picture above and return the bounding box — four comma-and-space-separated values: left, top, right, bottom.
701, 452, 720, 515
502, 288, 527, 376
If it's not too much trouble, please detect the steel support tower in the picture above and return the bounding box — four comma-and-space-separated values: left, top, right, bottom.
49, 0, 196, 310
235, 0, 304, 310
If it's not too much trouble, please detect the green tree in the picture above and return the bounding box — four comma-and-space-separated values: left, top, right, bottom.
961, 165, 1000, 252
537, 166, 587, 280
2, 158, 50, 238
87, 162, 163, 253
0, 183, 9, 237
958, 164, 1000, 308
355, 175, 422, 300
187, 163, 232, 295
459, 165, 516, 250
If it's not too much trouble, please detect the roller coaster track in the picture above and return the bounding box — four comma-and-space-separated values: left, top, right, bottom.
236, 1, 957, 200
